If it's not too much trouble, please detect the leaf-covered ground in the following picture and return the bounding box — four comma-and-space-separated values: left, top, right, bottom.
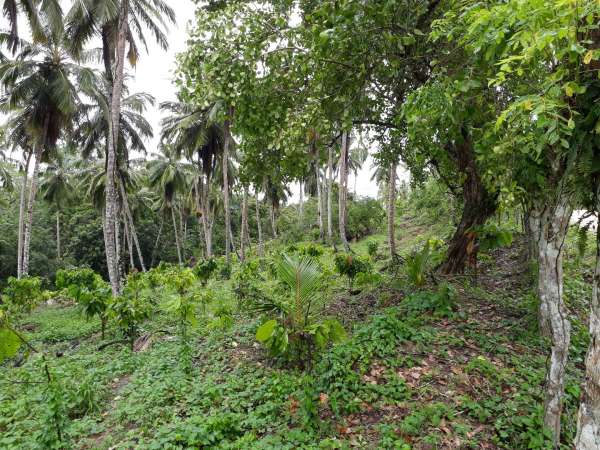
0, 214, 589, 449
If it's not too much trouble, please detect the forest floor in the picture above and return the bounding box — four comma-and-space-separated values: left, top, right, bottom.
0, 213, 591, 449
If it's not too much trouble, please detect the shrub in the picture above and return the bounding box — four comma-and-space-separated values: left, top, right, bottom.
56, 268, 111, 338
402, 283, 457, 318
405, 239, 443, 288
334, 253, 372, 292
347, 198, 385, 240
193, 258, 218, 286
255, 254, 346, 366
109, 272, 154, 350
367, 240, 379, 258
233, 259, 262, 304
1, 276, 43, 314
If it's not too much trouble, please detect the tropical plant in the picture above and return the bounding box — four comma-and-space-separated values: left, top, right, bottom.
334, 253, 372, 292
1, 275, 42, 314
193, 258, 218, 286
367, 240, 379, 259
56, 268, 111, 338
255, 254, 346, 365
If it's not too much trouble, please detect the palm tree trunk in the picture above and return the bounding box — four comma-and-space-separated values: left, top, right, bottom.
22, 145, 43, 277
179, 205, 186, 261
119, 181, 146, 272
338, 130, 350, 251
299, 180, 304, 220
105, 0, 129, 296
255, 188, 264, 257
240, 187, 248, 261
270, 202, 277, 238
327, 145, 334, 243
150, 215, 164, 268
124, 213, 134, 272
387, 161, 397, 258
316, 166, 324, 241
17, 151, 32, 278
575, 184, 600, 450
223, 108, 232, 265
56, 210, 61, 260
171, 207, 182, 265
200, 176, 213, 257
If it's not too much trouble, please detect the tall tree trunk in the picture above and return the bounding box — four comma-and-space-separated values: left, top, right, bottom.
240, 187, 249, 261
105, 0, 129, 295
124, 213, 134, 272
440, 130, 497, 273
17, 151, 32, 278
119, 181, 146, 272
150, 215, 164, 268
255, 189, 264, 257
198, 175, 213, 257
270, 202, 278, 238
575, 186, 600, 450
316, 166, 324, 241
388, 161, 397, 258
56, 210, 61, 260
179, 205, 186, 261
22, 145, 43, 277
223, 108, 232, 265
171, 207, 182, 265
327, 145, 334, 243
531, 195, 572, 447
299, 180, 304, 220
338, 131, 350, 251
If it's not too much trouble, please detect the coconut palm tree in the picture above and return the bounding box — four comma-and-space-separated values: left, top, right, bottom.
0, 26, 95, 277
3, 0, 63, 51
40, 149, 74, 260
148, 146, 191, 265
160, 100, 225, 257
66, 0, 175, 294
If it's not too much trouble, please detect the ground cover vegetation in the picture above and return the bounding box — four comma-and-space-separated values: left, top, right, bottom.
1, 0, 600, 448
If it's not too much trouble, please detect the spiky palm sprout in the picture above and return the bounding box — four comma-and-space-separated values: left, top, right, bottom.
147, 146, 192, 265
40, 149, 74, 259
0, 23, 97, 277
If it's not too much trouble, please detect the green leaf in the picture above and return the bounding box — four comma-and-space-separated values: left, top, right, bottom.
256, 319, 277, 342
0, 327, 21, 363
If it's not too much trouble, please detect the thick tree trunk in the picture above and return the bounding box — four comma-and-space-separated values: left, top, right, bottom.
532, 196, 572, 447
17, 151, 32, 278
56, 211, 61, 260
22, 145, 43, 277
171, 207, 182, 265
105, 0, 129, 295
255, 189, 264, 257
150, 216, 164, 268
327, 145, 334, 242
338, 131, 350, 251
575, 191, 600, 449
388, 161, 397, 258
119, 181, 146, 272
441, 131, 497, 273
223, 109, 232, 265
198, 176, 213, 257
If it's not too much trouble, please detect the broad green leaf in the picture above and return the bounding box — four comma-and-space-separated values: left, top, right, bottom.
256, 319, 277, 342
0, 327, 21, 363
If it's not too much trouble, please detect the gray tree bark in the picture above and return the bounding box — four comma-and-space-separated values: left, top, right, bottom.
316, 166, 324, 241
119, 181, 146, 272
21, 145, 43, 277
388, 161, 397, 258
171, 206, 182, 265
240, 186, 249, 261
338, 131, 350, 251
56, 210, 61, 260
575, 188, 600, 450
105, 0, 129, 295
327, 145, 334, 243
255, 188, 264, 257
223, 109, 232, 265
17, 151, 32, 278
532, 196, 572, 447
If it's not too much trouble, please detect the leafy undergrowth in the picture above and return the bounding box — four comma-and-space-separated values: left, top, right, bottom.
1, 222, 588, 449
